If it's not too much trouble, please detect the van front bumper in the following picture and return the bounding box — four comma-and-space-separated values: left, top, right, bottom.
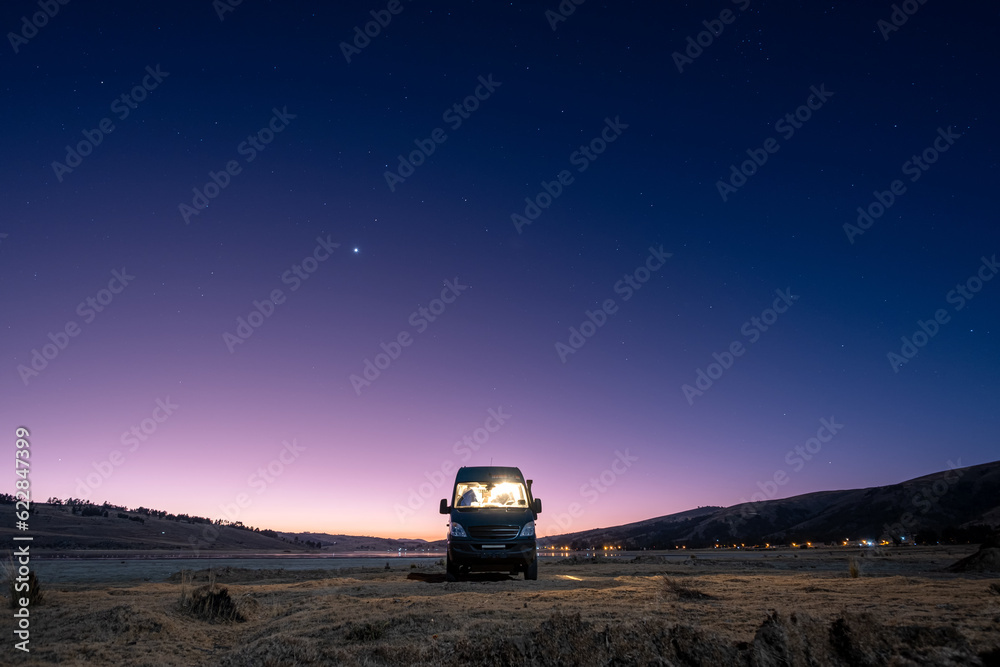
448, 539, 536, 569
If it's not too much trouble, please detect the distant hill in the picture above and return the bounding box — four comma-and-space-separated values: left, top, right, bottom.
539, 460, 1000, 549
0, 502, 432, 553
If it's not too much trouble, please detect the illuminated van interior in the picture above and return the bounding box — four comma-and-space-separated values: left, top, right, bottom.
453, 481, 528, 508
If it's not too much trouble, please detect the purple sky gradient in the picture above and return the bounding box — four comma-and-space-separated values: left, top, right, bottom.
3, 1, 998, 541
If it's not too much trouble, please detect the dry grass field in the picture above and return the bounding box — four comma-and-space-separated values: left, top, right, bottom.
6, 546, 1000, 666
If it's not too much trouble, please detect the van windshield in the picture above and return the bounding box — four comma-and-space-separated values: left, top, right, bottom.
454, 481, 528, 508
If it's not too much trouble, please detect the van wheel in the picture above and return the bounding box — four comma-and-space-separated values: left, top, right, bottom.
446, 556, 459, 582
525, 559, 537, 580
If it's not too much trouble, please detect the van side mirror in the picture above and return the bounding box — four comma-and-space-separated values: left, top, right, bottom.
533, 498, 542, 514
439, 499, 449, 514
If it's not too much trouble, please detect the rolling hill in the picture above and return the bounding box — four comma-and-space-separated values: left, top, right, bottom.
0, 502, 433, 553
539, 460, 1000, 549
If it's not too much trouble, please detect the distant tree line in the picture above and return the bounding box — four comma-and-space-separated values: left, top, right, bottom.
292, 535, 323, 549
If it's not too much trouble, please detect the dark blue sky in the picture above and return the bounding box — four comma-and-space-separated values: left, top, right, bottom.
3, 1, 998, 538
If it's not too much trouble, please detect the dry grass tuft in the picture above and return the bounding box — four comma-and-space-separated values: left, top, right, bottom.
177, 568, 193, 606
343, 619, 390, 642
988, 582, 1000, 596
3, 556, 44, 608
661, 576, 716, 600
848, 556, 860, 578
180, 580, 258, 623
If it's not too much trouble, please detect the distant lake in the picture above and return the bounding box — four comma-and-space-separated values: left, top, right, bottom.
33, 553, 446, 584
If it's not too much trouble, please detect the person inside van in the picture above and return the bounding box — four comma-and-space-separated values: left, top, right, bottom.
458, 487, 479, 506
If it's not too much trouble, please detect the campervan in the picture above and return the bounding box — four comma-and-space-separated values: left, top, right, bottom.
440, 466, 541, 580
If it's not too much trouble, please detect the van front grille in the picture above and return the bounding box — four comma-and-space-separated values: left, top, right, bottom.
468, 525, 520, 540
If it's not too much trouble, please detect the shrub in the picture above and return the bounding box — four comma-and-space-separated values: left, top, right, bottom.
182, 584, 255, 622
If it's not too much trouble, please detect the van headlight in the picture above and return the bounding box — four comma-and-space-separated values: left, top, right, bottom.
450, 523, 468, 537
519, 521, 535, 538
